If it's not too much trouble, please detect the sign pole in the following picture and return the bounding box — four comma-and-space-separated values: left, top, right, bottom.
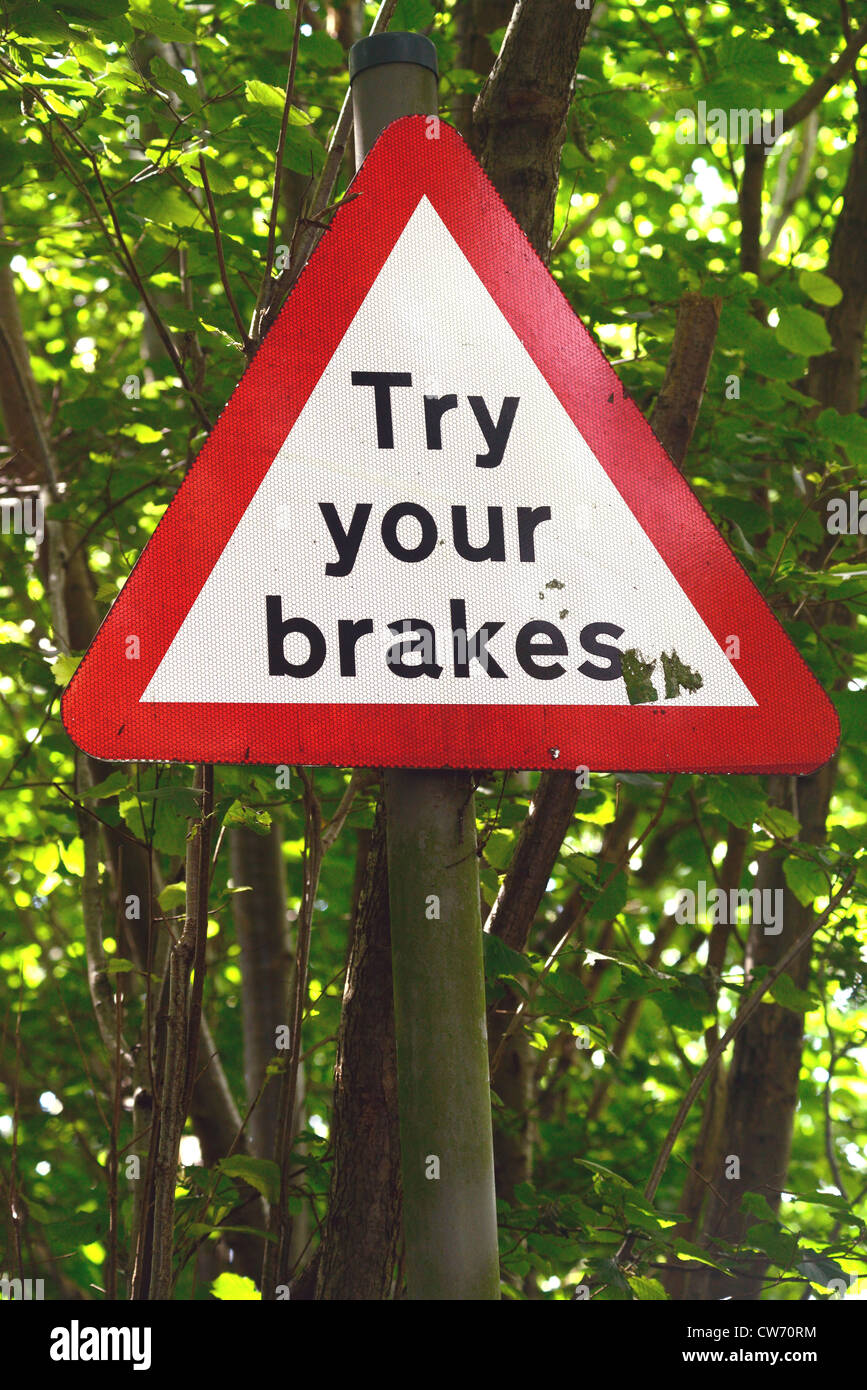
349, 34, 501, 1302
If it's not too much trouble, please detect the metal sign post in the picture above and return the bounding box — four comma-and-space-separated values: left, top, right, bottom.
349, 34, 501, 1302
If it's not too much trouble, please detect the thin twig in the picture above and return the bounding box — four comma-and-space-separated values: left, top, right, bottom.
489, 777, 676, 1079
262, 769, 322, 1297
254, 0, 305, 327
180, 765, 215, 1122
198, 156, 252, 354
781, 20, 867, 134
321, 770, 377, 853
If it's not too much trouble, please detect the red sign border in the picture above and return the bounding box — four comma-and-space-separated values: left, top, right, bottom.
62, 117, 840, 774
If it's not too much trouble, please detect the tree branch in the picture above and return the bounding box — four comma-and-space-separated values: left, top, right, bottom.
781, 20, 867, 135
198, 157, 252, 354
649, 292, 721, 471
253, 0, 305, 332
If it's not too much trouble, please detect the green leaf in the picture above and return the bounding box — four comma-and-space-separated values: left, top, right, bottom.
235, 3, 293, 46
146, 790, 201, 857
527, 1231, 584, 1262
52, 653, 82, 687
798, 270, 842, 307
281, 122, 324, 176
105, 958, 134, 974
80, 770, 131, 800
759, 805, 800, 839
627, 1274, 668, 1300
299, 30, 345, 68
655, 979, 709, 1031
745, 1220, 799, 1268
392, 0, 436, 28
245, 79, 285, 110
616, 969, 660, 1001
209, 1272, 261, 1302
222, 801, 272, 836
149, 55, 193, 103
216, 1156, 280, 1205
671, 1239, 729, 1271
775, 305, 832, 358
782, 1190, 849, 1211
706, 776, 767, 828
157, 881, 186, 911
484, 828, 513, 872
544, 967, 588, 1007
769, 972, 819, 1015
483, 932, 529, 985
623, 1197, 667, 1232
797, 1251, 848, 1288
129, 0, 196, 42
588, 871, 627, 922
575, 1160, 632, 1189
782, 855, 827, 907
815, 408, 867, 465
130, 181, 205, 230
182, 159, 235, 196
118, 422, 164, 443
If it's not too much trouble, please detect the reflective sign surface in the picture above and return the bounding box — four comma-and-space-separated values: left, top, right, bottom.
62, 118, 839, 773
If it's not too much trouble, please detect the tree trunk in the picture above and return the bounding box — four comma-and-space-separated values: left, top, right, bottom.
473, 0, 596, 259
680, 763, 838, 1299
452, 0, 514, 144
230, 825, 296, 1160
314, 810, 402, 1299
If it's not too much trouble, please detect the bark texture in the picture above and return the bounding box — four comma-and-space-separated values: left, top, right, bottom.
473, 0, 595, 259
649, 294, 722, 469
230, 824, 295, 1160
314, 811, 402, 1299
452, 0, 514, 143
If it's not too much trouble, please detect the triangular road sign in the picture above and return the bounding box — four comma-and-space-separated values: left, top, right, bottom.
62, 117, 839, 774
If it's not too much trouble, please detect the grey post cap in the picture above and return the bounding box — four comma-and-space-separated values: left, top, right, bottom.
349, 32, 439, 82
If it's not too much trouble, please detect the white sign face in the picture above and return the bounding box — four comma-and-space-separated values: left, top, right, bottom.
142, 197, 753, 710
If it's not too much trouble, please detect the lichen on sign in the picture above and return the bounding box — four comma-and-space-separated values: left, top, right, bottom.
661, 649, 703, 699
621, 648, 659, 704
